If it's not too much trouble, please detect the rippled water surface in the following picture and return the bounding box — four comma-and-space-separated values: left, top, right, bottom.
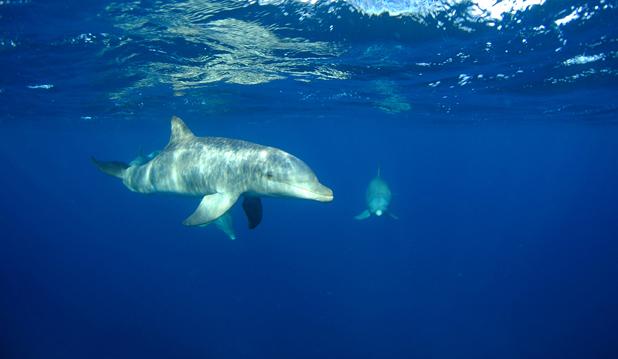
2, 0, 617, 120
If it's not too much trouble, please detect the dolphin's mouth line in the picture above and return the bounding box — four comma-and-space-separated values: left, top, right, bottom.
276, 180, 333, 201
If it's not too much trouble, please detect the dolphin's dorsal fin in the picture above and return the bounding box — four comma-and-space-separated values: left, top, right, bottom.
169, 116, 195, 145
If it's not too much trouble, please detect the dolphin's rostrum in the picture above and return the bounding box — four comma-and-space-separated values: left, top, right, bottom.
93, 116, 333, 239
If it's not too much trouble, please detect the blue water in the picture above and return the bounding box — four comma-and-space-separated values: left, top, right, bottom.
2, 0, 618, 358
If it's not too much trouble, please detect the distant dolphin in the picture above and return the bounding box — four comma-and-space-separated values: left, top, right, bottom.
93, 116, 333, 239
355, 169, 396, 220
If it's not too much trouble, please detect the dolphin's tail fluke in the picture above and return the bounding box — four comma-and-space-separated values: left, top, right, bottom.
91, 157, 129, 179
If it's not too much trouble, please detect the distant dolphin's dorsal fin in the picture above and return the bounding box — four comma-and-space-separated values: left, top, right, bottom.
169, 116, 195, 145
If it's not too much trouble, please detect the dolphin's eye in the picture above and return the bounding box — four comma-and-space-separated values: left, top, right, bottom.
266, 171, 274, 179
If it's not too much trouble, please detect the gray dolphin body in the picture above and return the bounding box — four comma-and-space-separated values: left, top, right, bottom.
355, 170, 395, 220
93, 116, 333, 239
129, 150, 160, 167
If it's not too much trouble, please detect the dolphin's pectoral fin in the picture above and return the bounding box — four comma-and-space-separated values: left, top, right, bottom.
183, 192, 238, 227
242, 196, 263, 229
214, 212, 236, 240
388, 212, 399, 220
354, 210, 371, 220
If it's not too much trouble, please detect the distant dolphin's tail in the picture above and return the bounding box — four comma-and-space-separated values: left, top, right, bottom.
91, 157, 129, 179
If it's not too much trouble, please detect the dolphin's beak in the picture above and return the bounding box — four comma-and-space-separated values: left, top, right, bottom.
313, 183, 334, 202
288, 181, 334, 202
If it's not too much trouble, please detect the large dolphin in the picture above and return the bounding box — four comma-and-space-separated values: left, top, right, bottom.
93, 116, 333, 239
355, 169, 396, 220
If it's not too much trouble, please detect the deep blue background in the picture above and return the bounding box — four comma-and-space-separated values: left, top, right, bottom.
1, 0, 618, 358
